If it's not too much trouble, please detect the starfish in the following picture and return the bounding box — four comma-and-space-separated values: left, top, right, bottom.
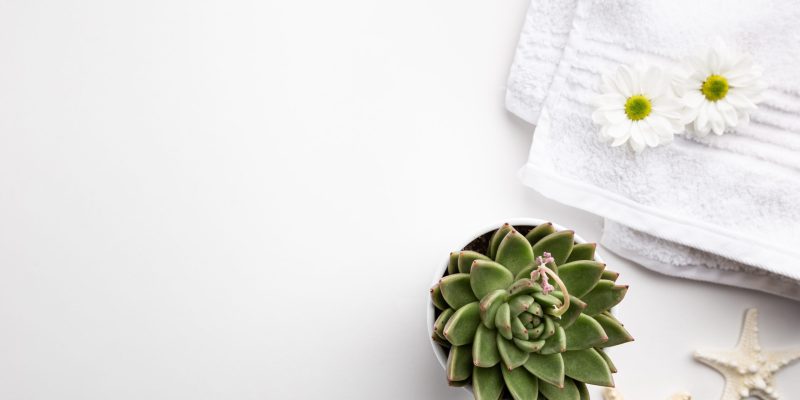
694, 308, 800, 400
603, 388, 691, 400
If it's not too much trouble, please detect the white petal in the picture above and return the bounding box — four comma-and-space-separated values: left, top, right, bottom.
726, 54, 755, 77
717, 49, 734, 75
706, 105, 725, 135
739, 111, 751, 126
680, 91, 705, 109
593, 93, 627, 108
694, 102, 711, 135
679, 104, 700, 125
628, 127, 646, 152
688, 73, 706, 87
686, 55, 710, 77
639, 122, 660, 147
646, 115, 675, 139
641, 66, 664, 96
607, 120, 632, 139
591, 110, 606, 124
726, 72, 760, 87
611, 134, 630, 147
708, 48, 721, 74
652, 94, 683, 110
614, 65, 636, 97
735, 82, 767, 103
725, 91, 757, 110
716, 100, 739, 127
598, 126, 611, 142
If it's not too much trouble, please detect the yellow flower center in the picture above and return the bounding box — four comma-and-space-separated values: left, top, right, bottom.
701, 75, 729, 101
624, 95, 652, 121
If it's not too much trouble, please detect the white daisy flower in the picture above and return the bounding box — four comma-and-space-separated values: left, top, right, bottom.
676, 42, 766, 136
592, 64, 685, 153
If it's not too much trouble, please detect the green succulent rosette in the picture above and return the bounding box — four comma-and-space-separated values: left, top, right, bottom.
430, 223, 633, 400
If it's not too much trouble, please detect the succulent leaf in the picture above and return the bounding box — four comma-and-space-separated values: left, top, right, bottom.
459, 251, 491, 274
601, 270, 620, 282
528, 324, 544, 340
565, 243, 597, 263
533, 293, 562, 310
594, 314, 634, 348
575, 381, 590, 400
595, 348, 617, 373
434, 308, 455, 340
531, 230, 574, 266
555, 261, 605, 298
432, 333, 451, 348
514, 338, 545, 353
431, 283, 449, 310
495, 303, 513, 340
562, 349, 615, 387
525, 222, 555, 246
434, 224, 630, 400
480, 290, 509, 329
514, 264, 537, 282
581, 280, 628, 316
497, 335, 530, 370
440, 273, 479, 310
473, 324, 501, 367
540, 326, 566, 355
488, 224, 513, 260
447, 345, 474, 382
528, 302, 543, 317
470, 260, 514, 299
448, 252, 460, 275
511, 317, 529, 340
508, 295, 535, 316
564, 314, 608, 351
508, 279, 543, 296
501, 363, 539, 400
473, 365, 504, 400
600, 311, 621, 324
519, 313, 536, 326
523, 353, 565, 388
550, 292, 586, 329
539, 316, 556, 341
496, 230, 535, 277
444, 302, 481, 346
539, 377, 580, 400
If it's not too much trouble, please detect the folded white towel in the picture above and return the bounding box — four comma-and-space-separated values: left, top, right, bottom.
508, 0, 800, 300
506, 0, 577, 124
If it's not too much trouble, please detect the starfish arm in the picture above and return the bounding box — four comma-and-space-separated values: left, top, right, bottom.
603, 388, 624, 400
753, 389, 780, 400
735, 308, 761, 352
694, 350, 741, 373
719, 379, 745, 400
763, 349, 800, 370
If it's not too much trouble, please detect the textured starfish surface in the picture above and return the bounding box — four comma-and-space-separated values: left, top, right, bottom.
694, 308, 800, 400
603, 388, 691, 400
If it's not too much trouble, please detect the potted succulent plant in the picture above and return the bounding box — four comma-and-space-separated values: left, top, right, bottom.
428, 219, 633, 400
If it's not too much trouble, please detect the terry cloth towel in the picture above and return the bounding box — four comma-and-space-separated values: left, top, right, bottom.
506, 0, 577, 124
508, 0, 800, 300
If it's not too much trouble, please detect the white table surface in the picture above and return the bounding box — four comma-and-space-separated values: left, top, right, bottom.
1, 1, 798, 399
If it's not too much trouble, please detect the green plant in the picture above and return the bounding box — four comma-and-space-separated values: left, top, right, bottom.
430, 223, 632, 400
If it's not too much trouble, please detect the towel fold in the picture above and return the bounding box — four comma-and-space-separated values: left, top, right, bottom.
506, 0, 577, 124
508, 0, 800, 300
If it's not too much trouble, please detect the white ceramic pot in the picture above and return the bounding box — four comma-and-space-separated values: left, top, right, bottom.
426, 218, 604, 394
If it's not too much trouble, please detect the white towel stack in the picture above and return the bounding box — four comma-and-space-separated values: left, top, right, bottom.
507, 0, 800, 300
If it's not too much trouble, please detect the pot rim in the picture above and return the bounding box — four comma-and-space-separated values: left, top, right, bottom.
426, 217, 604, 391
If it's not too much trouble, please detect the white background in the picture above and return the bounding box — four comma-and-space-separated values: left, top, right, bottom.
1, 0, 798, 399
